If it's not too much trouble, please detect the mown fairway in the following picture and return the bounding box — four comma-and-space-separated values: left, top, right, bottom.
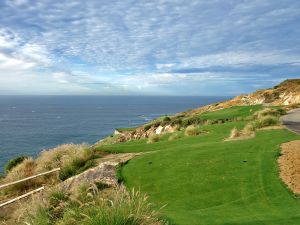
97, 106, 300, 225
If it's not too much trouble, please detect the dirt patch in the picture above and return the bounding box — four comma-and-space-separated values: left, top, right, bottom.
278, 140, 300, 194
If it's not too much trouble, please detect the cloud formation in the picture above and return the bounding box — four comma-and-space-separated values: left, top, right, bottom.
0, 0, 299, 95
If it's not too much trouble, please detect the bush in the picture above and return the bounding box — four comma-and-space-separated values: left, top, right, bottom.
182, 117, 203, 127
185, 125, 199, 136
4, 155, 28, 173
143, 124, 152, 131
147, 134, 160, 144
162, 116, 171, 122
168, 133, 181, 141
170, 118, 182, 126
258, 115, 279, 127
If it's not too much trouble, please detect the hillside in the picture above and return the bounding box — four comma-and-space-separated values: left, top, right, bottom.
188, 78, 300, 115
1, 79, 300, 225
103, 79, 300, 144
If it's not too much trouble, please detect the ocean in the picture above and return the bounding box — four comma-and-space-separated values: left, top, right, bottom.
0, 96, 229, 172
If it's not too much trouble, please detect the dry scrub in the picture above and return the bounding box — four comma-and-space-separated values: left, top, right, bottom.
12, 184, 165, 225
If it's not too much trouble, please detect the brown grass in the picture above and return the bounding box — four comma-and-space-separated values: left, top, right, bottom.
226, 127, 255, 141
147, 134, 160, 144
185, 125, 199, 136
1, 144, 96, 198
11, 184, 165, 225
229, 127, 240, 139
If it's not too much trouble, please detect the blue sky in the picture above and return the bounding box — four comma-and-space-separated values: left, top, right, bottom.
0, 0, 299, 95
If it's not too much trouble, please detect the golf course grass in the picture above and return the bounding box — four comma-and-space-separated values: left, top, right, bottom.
96, 106, 300, 225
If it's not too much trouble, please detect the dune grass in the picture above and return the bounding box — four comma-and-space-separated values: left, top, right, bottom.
95, 105, 300, 225
17, 185, 165, 225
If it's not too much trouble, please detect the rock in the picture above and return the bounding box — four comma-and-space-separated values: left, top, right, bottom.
155, 126, 164, 134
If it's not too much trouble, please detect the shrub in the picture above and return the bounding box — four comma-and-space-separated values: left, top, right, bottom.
162, 116, 171, 122
168, 133, 181, 141
229, 127, 240, 139
143, 124, 152, 131
147, 134, 160, 144
258, 115, 279, 127
170, 118, 182, 126
185, 125, 199, 136
4, 155, 28, 173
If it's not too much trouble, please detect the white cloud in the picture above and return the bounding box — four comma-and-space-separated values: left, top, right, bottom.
178, 51, 300, 68
0, 0, 299, 94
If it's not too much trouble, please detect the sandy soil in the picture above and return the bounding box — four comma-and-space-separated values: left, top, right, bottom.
278, 140, 300, 194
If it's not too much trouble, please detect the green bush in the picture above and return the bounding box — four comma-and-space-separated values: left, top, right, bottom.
4, 155, 28, 173
182, 117, 203, 127
143, 124, 152, 131
59, 158, 95, 181
163, 116, 171, 122
170, 118, 182, 126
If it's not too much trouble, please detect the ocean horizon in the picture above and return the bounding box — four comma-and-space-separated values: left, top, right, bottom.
0, 95, 230, 172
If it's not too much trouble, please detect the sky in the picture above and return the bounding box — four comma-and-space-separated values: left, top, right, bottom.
0, 0, 299, 96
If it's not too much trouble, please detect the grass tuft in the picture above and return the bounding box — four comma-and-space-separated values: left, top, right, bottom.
184, 125, 199, 136
168, 133, 182, 141
147, 134, 160, 144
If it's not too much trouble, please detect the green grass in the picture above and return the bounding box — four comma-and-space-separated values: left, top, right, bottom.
96, 105, 300, 225
116, 127, 137, 132
198, 105, 263, 120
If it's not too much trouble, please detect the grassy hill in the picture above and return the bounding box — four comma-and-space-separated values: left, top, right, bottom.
96, 105, 300, 225
1, 80, 300, 225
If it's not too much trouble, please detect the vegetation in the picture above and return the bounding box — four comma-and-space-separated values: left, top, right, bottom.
95, 105, 300, 225
116, 127, 137, 132
2, 102, 300, 225
229, 127, 240, 138
4, 155, 28, 173
168, 133, 182, 141
184, 125, 200, 136
15, 184, 165, 225
147, 134, 160, 144
1, 144, 103, 195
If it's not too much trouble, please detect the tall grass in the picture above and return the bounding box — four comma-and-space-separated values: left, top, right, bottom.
185, 125, 199, 136
2, 144, 100, 195
229, 127, 240, 139
17, 184, 165, 225
147, 134, 160, 144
